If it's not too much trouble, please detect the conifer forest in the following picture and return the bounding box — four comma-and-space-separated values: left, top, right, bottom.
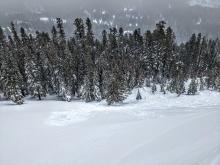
0, 18, 220, 105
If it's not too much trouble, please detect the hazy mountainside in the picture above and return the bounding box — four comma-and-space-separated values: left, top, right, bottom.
0, 0, 220, 41
189, 0, 220, 8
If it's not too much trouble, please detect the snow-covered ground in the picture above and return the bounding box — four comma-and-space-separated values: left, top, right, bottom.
0, 88, 220, 165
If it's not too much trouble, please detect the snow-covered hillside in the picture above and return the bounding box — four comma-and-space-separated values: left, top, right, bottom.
0, 89, 220, 165
189, 0, 220, 8
1, 0, 220, 41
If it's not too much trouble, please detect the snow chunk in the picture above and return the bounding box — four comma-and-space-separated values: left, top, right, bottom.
47, 110, 93, 126
196, 17, 202, 25
40, 17, 49, 22
93, 19, 98, 24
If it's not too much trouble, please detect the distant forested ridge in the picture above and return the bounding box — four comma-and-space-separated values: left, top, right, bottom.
0, 18, 219, 105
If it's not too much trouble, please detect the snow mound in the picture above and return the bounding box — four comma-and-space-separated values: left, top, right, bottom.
47, 110, 94, 126
125, 88, 220, 109
46, 88, 220, 126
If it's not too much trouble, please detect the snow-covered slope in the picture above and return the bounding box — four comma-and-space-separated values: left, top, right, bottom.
188, 0, 220, 8
0, 89, 220, 165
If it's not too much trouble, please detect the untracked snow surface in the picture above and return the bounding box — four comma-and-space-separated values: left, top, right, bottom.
0, 89, 220, 165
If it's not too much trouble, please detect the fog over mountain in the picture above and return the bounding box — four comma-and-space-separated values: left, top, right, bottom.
0, 0, 220, 41
1, 0, 220, 10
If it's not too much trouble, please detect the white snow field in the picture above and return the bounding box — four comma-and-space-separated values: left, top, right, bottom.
0, 88, 220, 165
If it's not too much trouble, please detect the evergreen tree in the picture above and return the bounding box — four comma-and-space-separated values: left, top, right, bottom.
136, 89, 142, 100
164, 26, 176, 79
187, 79, 198, 95
215, 77, 220, 92
151, 83, 157, 94
160, 83, 166, 94
1, 46, 24, 104
10, 23, 28, 96
81, 18, 98, 102
176, 80, 186, 96
106, 65, 127, 105
96, 30, 108, 99
74, 18, 86, 96
152, 21, 166, 81
199, 78, 205, 91
0, 26, 6, 93
55, 18, 73, 101
26, 52, 47, 100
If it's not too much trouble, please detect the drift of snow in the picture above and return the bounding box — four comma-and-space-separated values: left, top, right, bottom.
0, 89, 220, 165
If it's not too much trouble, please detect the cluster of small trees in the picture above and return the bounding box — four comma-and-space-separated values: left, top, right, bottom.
0, 18, 220, 105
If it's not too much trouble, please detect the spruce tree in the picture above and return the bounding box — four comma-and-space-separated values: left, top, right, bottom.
55, 18, 73, 101
106, 65, 127, 105
187, 79, 198, 95
136, 89, 142, 100
1, 47, 24, 104
176, 80, 186, 96
80, 18, 98, 102
160, 83, 166, 94
151, 83, 157, 94
26, 52, 47, 100
0, 26, 5, 93
199, 78, 205, 91
74, 18, 86, 96
10, 23, 28, 96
